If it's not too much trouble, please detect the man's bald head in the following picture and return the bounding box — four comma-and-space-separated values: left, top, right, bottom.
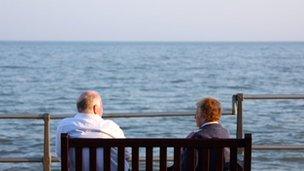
76, 90, 103, 115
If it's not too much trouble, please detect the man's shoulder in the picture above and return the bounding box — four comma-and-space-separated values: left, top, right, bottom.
58, 116, 76, 125
101, 119, 125, 138
191, 131, 210, 139
202, 124, 229, 131
194, 124, 230, 139
57, 115, 79, 130
102, 119, 120, 128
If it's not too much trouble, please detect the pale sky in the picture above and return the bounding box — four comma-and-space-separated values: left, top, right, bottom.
0, 0, 304, 41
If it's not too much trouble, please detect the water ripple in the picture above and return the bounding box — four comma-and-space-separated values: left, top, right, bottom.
0, 42, 304, 170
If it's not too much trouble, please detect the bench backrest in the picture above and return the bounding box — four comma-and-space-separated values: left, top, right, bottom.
61, 133, 251, 171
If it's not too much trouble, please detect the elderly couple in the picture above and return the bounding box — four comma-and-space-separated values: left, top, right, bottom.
56, 90, 230, 171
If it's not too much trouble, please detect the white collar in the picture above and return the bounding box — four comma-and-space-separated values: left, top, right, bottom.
200, 121, 219, 128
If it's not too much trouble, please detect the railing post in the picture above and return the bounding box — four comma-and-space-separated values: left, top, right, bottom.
236, 93, 244, 139
232, 95, 238, 115
43, 113, 51, 171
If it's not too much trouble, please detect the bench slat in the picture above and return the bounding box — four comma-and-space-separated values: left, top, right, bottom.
160, 146, 167, 171
132, 147, 139, 171
215, 148, 223, 171
197, 148, 209, 171
118, 146, 125, 171
69, 138, 247, 147
89, 148, 97, 171
230, 146, 238, 171
188, 148, 195, 171
75, 147, 82, 171
104, 147, 111, 171
173, 147, 181, 171
61, 133, 69, 171
244, 134, 252, 171
146, 147, 153, 171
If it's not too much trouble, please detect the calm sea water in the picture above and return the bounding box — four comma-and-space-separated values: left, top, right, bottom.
0, 41, 303, 170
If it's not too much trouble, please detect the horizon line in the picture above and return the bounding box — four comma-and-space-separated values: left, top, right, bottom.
0, 40, 304, 43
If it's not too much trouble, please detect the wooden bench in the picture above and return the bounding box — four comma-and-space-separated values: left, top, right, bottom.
61, 133, 251, 171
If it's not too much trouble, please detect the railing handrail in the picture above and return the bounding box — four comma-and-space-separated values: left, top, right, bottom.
0, 110, 233, 119
232, 93, 304, 140
232, 93, 304, 155
243, 94, 304, 100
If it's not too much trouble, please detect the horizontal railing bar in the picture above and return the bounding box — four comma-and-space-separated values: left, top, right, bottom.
252, 145, 304, 150
243, 94, 304, 100
0, 110, 233, 119
0, 157, 43, 163
0, 114, 44, 119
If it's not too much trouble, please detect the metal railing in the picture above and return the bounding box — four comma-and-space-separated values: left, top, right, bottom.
1, 93, 304, 170
232, 93, 304, 151
0, 110, 233, 171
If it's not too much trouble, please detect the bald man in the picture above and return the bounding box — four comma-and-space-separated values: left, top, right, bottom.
56, 90, 129, 171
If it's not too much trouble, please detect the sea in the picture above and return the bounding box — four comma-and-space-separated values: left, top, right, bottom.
0, 41, 303, 171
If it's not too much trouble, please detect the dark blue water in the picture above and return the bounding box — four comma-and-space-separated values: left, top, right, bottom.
0, 42, 303, 170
